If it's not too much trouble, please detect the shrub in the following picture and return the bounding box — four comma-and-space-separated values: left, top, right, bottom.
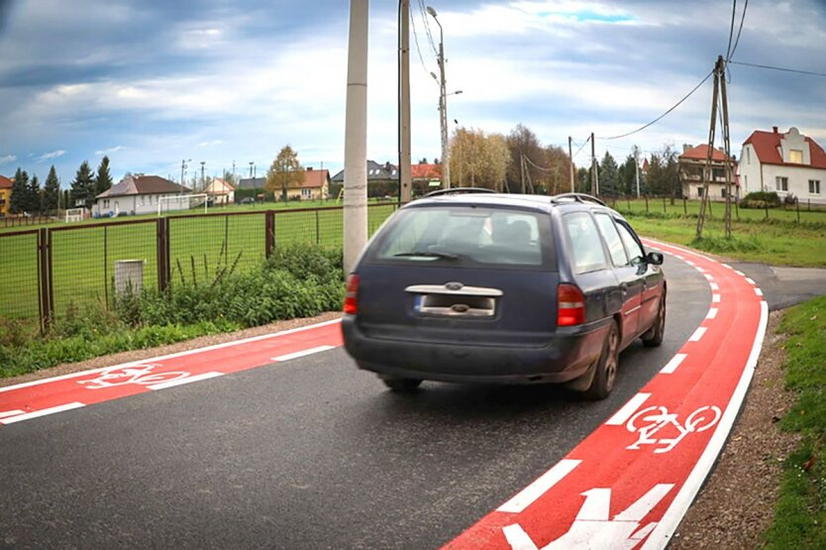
741, 191, 780, 208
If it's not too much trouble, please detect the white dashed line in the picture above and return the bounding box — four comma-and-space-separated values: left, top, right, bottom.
497, 459, 582, 513
695, 267, 707, 273
745, 277, 756, 285
674, 255, 685, 260
706, 307, 719, 319
703, 274, 714, 281
685, 260, 696, 266
0, 410, 26, 419
660, 354, 688, 374
712, 294, 721, 303
148, 372, 224, 391
272, 345, 336, 362
755, 288, 764, 296
689, 327, 707, 342
606, 393, 651, 426
709, 282, 719, 291
734, 270, 745, 276
0, 403, 85, 425
722, 263, 733, 270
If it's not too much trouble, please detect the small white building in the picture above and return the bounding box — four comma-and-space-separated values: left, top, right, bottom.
739, 126, 826, 205
94, 175, 191, 217
205, 178, 236, 205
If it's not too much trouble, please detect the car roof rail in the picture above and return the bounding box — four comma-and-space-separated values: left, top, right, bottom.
424, 187, 497, 198
551, 193, 607, 207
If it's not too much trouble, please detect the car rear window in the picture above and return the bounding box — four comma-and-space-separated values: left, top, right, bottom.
371, 206, 553, 268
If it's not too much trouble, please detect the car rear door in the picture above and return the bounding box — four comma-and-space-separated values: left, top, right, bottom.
615, 219, 664, 333
354, 204, 561, 347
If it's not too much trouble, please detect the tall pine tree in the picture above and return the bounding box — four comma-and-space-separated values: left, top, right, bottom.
598, 151, 619, 197
10, 168, 28, 214
95, 156, 113, 196
43, 166, 60, 214
27, 175, 42, 214
70, 161, 95, 208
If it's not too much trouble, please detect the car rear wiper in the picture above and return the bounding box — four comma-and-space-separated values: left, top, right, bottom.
394, 251, 459, 260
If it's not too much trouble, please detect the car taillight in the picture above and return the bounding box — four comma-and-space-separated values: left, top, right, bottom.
557, 283, 585, 327
344, 274, 360, 315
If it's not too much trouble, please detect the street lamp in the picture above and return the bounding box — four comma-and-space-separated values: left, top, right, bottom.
427, 5, 452, 190
180, 159, 191, 196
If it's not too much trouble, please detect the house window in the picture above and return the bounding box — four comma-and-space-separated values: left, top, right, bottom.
746, 147, 751, 165
301, 188, 312, 199
103, 199, 109, 209
790, 149, 803, 164
697, 187, 704, 198
776, 176, 788, 191
810, 180, 822, 195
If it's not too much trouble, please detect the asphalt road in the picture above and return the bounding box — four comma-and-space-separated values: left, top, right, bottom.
1, 256, 711, 549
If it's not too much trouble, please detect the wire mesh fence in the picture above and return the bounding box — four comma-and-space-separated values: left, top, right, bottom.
0, 230, 41, 320
0, 203, 400, 328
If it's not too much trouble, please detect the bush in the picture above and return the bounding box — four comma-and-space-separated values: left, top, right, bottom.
741, 191, 780, 208
689, 234, 761, 254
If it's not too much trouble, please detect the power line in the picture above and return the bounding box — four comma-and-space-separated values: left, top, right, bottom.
598, 71, 714, 140
418, 0, 438, 55
522, 153, 557, 173
728, 0, 749, 61
729, 60, 826, 78
724, 0, 737, 63
409, 5, 432, 77
572, 135, 591, 158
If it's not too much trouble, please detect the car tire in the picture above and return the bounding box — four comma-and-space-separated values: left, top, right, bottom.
583, 320, 619, 401
642, 292, 666, 348
380, 376, 422, 393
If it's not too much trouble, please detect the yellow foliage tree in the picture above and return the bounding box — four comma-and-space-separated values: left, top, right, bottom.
265, 145, 306, 201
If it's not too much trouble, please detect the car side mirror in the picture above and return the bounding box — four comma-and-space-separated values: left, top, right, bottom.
646, 252, 664, 265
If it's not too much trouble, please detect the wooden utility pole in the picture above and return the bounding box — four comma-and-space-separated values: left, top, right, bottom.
696, 55, 734, 239
591, 132, 599, 196
568, 137, 575, 193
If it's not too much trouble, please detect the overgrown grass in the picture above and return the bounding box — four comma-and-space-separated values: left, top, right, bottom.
625, 214, 826, 268
764, 296, 826, 548
0, 245, 344, 378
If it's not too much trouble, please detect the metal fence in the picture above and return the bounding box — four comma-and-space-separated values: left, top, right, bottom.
0, 203, 397, 329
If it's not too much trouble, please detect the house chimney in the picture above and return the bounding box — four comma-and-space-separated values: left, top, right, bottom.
306, 167, 313, 171
683, 144, 692, 153
773, 126, 779, 134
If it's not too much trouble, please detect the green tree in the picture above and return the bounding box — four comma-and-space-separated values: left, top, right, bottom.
618, 155, 638, 196
43, 166, 61, 214
9, 168, 28, 214
598, 151, 619, 196
70, 161, 95, 208
265, 145, 305, 201
27, 174, 42, 214
94, 156, 113, 196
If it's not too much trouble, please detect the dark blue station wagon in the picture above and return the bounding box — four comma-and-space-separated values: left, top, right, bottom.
341, 191, 665, 399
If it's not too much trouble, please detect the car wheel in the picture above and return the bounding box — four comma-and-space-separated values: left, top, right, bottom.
380, 376, 422, 393
642, 292, 666, 348
584, 320, 619, 400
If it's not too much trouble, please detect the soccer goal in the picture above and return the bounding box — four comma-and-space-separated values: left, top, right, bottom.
65, 208, 85, 223
158, 194, 209, 216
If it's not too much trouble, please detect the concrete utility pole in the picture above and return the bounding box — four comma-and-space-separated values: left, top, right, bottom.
180, 159, 190, 195
568, 136, 575, 193
200, 161, 206, 191
343, 0, 369, 274
428, 7, 450, 190
634, 146, 641, 198
399, 0, 412, 204
590, 132, 599, 196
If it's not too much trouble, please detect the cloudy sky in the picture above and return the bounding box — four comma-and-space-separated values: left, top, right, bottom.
0, 0, 824, 187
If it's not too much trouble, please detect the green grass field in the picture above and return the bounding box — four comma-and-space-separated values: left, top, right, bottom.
0, 203, 396, 322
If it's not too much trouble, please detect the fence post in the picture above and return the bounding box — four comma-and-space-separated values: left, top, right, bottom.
38, 228, 52, 331
645, 195, 649, 213
797, 199, 800, 223
316, 209, 320, 245
157, 218, 169, 291
265, 210, 275, 258
104, 225, 109, 307
683, 198, 687, 215
764, 203, 769, 219
662, 197, 666, 213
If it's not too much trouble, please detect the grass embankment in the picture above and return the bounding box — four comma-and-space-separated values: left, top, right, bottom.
764, 297, 826, 548
623, 210, 826, 268
0, 245, 344, 378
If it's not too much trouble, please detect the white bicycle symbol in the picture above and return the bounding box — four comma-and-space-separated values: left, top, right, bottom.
626, 405, 721, 454
78, 364, 191, 390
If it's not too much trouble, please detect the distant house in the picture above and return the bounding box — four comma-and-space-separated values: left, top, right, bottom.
237, 168, 330, 201
678, 144, 738, 200
411, 162, 442, 196
739, 126, 826, 204
0, 175, 11, 217
205, 178, 236, 205
93, 175, 191, 217
331, 160, 399, 198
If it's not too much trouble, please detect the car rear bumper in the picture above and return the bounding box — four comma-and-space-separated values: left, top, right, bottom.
341, 316, 611, 384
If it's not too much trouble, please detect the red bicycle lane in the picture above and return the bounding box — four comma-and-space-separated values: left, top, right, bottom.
445, 241, 767, 549
0, 319, 343, 425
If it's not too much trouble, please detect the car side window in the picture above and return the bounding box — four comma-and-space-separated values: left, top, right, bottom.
594, 213, 629, 267
563, 212, 609, 274
615, 220, 646, 265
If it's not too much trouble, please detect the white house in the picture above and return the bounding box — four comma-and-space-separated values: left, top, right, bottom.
739, 126, 826, 205
205, 178, 236, 205
94, 175, 191, 217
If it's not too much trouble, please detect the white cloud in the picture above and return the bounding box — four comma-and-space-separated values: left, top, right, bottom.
36, 150, 66, 162
0, 154, 17, 165
95, 145, 124, 155
197, 140, 224, 147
